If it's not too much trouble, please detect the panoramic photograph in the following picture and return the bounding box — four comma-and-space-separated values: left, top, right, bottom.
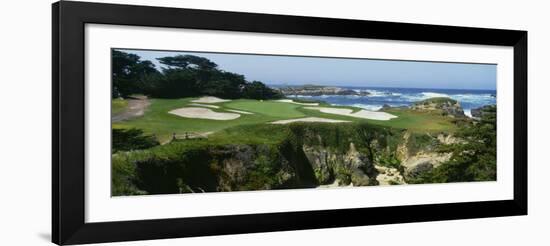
111, 48, 497, 196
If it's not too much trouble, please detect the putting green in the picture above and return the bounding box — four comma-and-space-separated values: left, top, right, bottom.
224, 100, 305, 118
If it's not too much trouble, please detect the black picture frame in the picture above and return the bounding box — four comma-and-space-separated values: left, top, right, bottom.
52, 1, 527, 245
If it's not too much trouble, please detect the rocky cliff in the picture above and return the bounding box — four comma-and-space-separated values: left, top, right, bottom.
114, 123, 459, 195
395, 132, 454, 179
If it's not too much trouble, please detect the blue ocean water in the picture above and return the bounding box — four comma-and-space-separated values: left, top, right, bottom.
285, 87, 496, 117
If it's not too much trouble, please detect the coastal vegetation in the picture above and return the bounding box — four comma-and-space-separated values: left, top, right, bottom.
111, 50, 497, 196
407, 105, 497, 183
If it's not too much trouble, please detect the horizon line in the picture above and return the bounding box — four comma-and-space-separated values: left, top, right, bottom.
267, 84, 497, 91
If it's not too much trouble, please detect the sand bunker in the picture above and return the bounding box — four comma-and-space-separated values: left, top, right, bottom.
188, 103, 220, 109
304, 107, 397, 121
169, 107, 240, 120
276, 99, 319, 106
191, 96, 231, 104
226, 109, 254, 115
270, 117, 350, 124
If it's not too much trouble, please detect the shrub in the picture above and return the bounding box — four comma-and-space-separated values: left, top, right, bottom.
112, 128, 159, 153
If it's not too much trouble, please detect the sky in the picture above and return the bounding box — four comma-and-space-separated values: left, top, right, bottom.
117, 49, 497, 90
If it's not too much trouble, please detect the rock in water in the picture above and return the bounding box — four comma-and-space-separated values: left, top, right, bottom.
471, 105, 496, 120
277, 85, 370, 96
411, 97, 465, 118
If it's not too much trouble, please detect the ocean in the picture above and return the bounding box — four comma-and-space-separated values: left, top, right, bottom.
283, 86, 496, 117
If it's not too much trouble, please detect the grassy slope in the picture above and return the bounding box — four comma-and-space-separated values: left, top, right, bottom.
112, 98, 128, 115
113, 97, 457, 142
380, 108, 457, 132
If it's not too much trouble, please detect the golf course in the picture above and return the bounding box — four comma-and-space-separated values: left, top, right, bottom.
110, 49, 496, 196
112, 96, 458, 143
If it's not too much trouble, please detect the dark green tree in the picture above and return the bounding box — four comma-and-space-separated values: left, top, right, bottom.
200, 71, 246, 99
113, 51, 282, 100
112, 50, 158, 98
157, 55, 217, 70
145, 68, 198, 98
243, 81, 282, 100
112, 128, 159, 153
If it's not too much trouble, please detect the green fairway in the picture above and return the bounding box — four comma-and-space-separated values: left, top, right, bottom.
113, 97, 457, 142
224, 100, 305, 118
113, 97, 308, 142
378, 108, 457, 132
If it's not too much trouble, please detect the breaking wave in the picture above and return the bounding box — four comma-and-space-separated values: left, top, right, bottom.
285, 87, 496, 111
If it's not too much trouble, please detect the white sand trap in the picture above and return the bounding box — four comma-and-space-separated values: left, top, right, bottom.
226, 109, 254, 115
191, 96, 231, 104
188, 103, 220, 109
353, 110, 398, 120
304, 107, 397, 121
270, 117, 350, 124
276, 99, 319, 106
169, 107, 240, 120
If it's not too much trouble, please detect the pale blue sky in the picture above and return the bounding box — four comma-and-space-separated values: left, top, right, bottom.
117, 49, 496, 90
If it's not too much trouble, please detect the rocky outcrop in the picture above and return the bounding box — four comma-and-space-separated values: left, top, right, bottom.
214, 145, 298, 191
127, 124, 459, 195
277, 85, 370, 96
380, 104, 408, 111
302, 142, 378, 186
411, 97, 465, 118
375, 165, 405, 185
471, 105, 496, 120
395, 131, 454, 180
401, 152, 452, 177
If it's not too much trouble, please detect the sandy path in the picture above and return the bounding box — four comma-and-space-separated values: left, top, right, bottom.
276, 99, 319, 106
191, 96, 230, 104
270, 117, 350, 124
112, 96, 150, 122
169, 107, 240, 120
304, 107, 397, 121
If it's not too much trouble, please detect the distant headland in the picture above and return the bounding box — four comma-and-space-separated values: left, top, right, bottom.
276, 84, 370, 96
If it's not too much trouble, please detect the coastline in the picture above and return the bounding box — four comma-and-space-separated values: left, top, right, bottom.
275, 85, 496, 113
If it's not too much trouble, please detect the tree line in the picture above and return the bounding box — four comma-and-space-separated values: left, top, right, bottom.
112, 50, 283, 100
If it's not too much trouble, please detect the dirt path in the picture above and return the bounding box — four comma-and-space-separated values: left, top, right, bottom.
112, 96, 150, 122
